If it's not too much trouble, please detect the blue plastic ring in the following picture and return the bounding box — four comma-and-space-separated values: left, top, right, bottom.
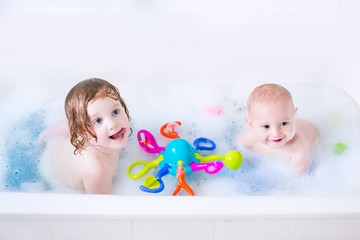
193, 138, 216, 151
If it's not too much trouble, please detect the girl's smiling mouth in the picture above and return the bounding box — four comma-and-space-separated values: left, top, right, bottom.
109, 128, 127, 140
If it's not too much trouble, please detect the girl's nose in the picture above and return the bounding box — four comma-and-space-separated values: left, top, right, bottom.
107, 119, 117, 130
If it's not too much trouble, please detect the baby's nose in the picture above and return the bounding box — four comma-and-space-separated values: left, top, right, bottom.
271, 127, 281, 136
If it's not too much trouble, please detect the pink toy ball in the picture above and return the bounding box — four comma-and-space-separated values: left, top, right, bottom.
205, 105, 222, 116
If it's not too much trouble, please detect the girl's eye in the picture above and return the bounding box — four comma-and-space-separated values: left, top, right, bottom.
112, 110, 119, 116
94, 118, 103, 125
281, 122, 288, 127
262, 125, 270, 129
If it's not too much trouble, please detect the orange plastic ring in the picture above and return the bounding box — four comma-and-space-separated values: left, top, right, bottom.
160, 121, 182, 139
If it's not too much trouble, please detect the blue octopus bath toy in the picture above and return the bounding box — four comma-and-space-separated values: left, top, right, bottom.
127, 122, 243, 196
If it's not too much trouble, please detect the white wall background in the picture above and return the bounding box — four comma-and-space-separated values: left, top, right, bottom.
0, 0, 360, 104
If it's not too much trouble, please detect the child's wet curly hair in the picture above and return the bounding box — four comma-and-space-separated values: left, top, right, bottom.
65, 78, 131, 154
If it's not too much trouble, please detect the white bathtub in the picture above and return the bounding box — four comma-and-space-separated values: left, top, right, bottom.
1, 7, 360, 240
1, 193, 360, 239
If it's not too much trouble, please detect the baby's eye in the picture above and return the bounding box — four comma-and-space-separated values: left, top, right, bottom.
280, 122, 288, 127
94, 118, 103, 125
112, 110, 119, 116
262, 125, 270, 129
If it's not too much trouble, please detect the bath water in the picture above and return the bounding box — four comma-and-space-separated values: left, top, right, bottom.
1, 82, 359, 196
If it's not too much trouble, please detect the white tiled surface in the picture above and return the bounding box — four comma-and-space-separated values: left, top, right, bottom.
1, 217, 360, 239
0, 219, 52, 240
1, 0, 360, 9
133, 220, 214, 240
0, 0, 25, 9
209, 0, 275, 8
214, 219, 297, 240
341, 0, 360, 8
275, 0, 340, 8
296, 218, 360, 240
50, 220, 132, 240
0, 219, 132, 240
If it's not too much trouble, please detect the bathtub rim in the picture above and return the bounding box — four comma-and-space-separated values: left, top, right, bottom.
1, 192, 360, 220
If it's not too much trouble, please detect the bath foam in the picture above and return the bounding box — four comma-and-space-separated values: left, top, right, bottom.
4, 112, 45, 190
1, 82, 360, 196
0, 87, 57, 192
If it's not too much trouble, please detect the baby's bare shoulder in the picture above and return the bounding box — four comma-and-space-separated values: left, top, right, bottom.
238, 128, 255, 148
295, 119, 318, 146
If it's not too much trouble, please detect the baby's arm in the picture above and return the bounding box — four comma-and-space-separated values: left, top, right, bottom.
290, 149, 310, 175
290, 120, 318, 175
237, 129, 255, 149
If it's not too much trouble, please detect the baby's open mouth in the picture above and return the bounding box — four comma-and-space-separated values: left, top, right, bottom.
272, 138, 283, 143
110, 128, 126, 140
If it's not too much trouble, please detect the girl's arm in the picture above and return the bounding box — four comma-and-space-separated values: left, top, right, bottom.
83, 168, 113, 194
38, 120, 70, 142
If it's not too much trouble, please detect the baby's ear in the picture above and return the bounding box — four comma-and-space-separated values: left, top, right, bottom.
245, 116, 253, 128
294, 107, 298, 116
